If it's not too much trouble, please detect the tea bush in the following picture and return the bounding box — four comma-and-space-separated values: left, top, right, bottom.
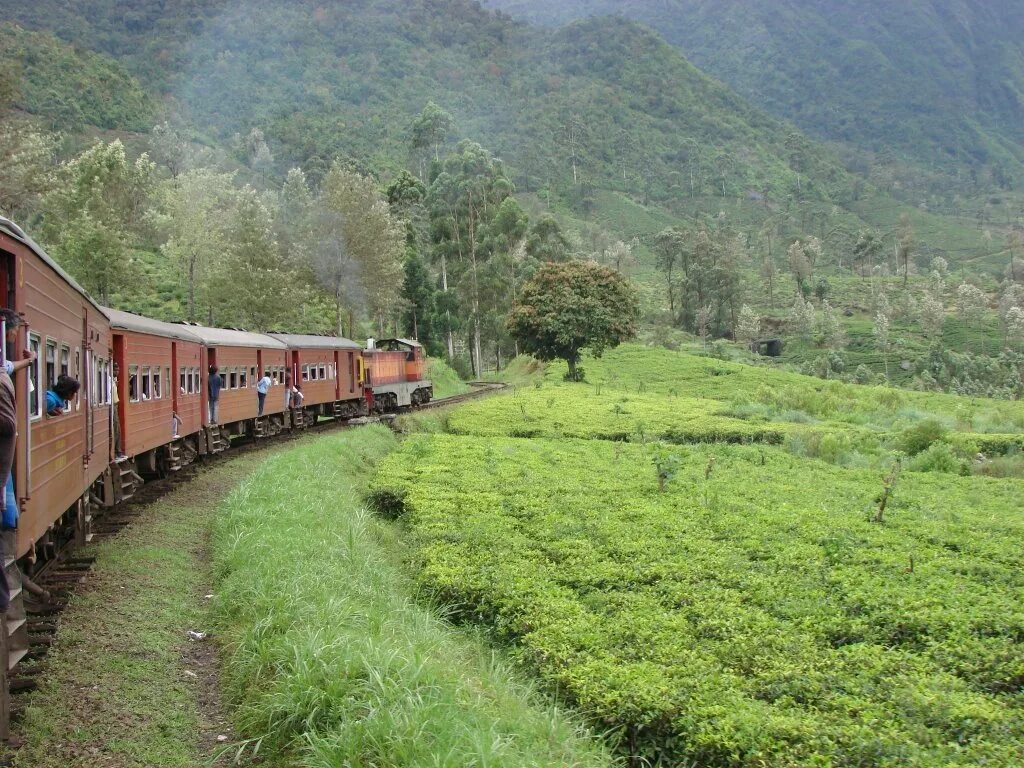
372, 434, 1024, 767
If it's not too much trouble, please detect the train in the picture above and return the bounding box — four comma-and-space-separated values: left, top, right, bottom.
0, 216, 431, 685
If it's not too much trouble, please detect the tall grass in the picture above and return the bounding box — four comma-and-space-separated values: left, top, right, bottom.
427, 357, 470, 399
211, 426, 613, 767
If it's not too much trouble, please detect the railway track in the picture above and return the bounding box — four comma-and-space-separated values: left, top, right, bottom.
5, 380, 506, 726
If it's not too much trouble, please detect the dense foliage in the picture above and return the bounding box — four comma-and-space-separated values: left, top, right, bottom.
372, 432, 1024, 766
0, 23, 153, 131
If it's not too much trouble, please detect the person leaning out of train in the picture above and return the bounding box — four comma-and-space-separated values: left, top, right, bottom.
256, 370, 273, 416
290, 383, 304, 409
45, 374, 80, 417
208, 365, 222, 424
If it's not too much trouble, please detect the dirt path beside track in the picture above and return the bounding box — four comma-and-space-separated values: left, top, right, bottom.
5, 449, 277, 768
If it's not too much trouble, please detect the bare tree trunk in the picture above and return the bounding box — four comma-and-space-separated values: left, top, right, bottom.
187, 254, 197, 322
441, 252, 454, 358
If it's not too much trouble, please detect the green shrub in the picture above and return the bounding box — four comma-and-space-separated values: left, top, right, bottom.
897, 418, 948, 455
908, 441, 965, 474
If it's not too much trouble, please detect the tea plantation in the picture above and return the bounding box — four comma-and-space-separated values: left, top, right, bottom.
372, 346, 1024, 766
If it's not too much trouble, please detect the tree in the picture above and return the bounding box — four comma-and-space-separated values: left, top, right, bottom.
321, 164, 405, 335
209, 186, 297, 331
40, 139, 154, 304
696, 304, 713, 350
0, 120, 58, 219
508, 260, 639, 382
159, 168, 238, 321
873, 310, 892, 381
558, 112, 590, 187
1006, 306, 1024, 350
956, 283, 988, 350
653, 228, 684, 319
919, 291, 945, 341
410, 101, 454, 172
525, 214, 571, 263
735, 305, 761, 347
786, 241, 811, 299
815, 300, 846, 350
897, 213, 915, 288
428, 140, 513, 374
789, 294, 816, 344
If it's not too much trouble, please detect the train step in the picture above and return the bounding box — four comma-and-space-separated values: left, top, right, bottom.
114, 457, 143, 503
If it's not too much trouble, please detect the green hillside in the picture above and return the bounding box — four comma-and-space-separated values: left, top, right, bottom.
485, 0, 1024, 193
0, 23, 154, 131
0, 0, 855, 204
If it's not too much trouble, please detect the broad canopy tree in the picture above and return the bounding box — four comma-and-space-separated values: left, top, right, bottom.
508, 260, 639, 382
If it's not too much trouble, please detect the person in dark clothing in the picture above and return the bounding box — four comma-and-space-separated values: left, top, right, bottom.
208, 365, 222, 424
0, 309, 36, 612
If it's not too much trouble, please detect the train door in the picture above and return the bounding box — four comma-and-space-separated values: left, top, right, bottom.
83, 313, 94, 460
112, 333, 127, 450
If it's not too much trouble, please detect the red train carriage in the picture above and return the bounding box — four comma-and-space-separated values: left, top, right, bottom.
0, 219, 111, 561
104, 308, 206, 476
267, 333, 367, 424
184, 324, 289, 440
364, 338, 432, 410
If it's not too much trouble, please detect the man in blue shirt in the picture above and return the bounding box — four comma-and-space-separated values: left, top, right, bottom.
208, 365, 222, 424
256, 370, 272, 416
45, 375, 79, 416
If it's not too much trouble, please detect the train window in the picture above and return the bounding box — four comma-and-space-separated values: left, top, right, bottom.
239, 368, 248, 389
60, 345, 70, 378
229, 368, 238, 389
45, 340, 57, 389
249, 366, 256, 385
102, 360, 111, 405
129, 366, 139, 403
29, 334, 41, 419
75, 348, 82, 410
349, 353, 355, 389
192, 369, 200, 394
318, 364, 327, 380
92, 356, 100, 407
302, 364, 309, 381
153, 368, 162, 400
180, 368, 187, 394
141, 367, 151, 401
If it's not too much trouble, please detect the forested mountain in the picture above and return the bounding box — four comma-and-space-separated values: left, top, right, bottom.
0, 0, 853, 205
484, 0, 1024, 191
0, 23, 153, 132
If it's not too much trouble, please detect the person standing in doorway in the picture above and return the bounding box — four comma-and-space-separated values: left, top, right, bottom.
0, 309, 36, 612
208, 365, 222, 424
256, 369, 272, 416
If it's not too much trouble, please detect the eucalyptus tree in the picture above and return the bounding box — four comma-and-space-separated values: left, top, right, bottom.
427, 140, 513, 373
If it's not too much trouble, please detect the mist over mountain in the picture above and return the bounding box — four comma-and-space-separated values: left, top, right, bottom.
484, 0, 1024, 188
0, 0, 858, 207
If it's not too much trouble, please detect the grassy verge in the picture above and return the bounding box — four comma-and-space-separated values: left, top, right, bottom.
12, 451, 272, 767
427, 357, 470, 399
212, 425, 614, 767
